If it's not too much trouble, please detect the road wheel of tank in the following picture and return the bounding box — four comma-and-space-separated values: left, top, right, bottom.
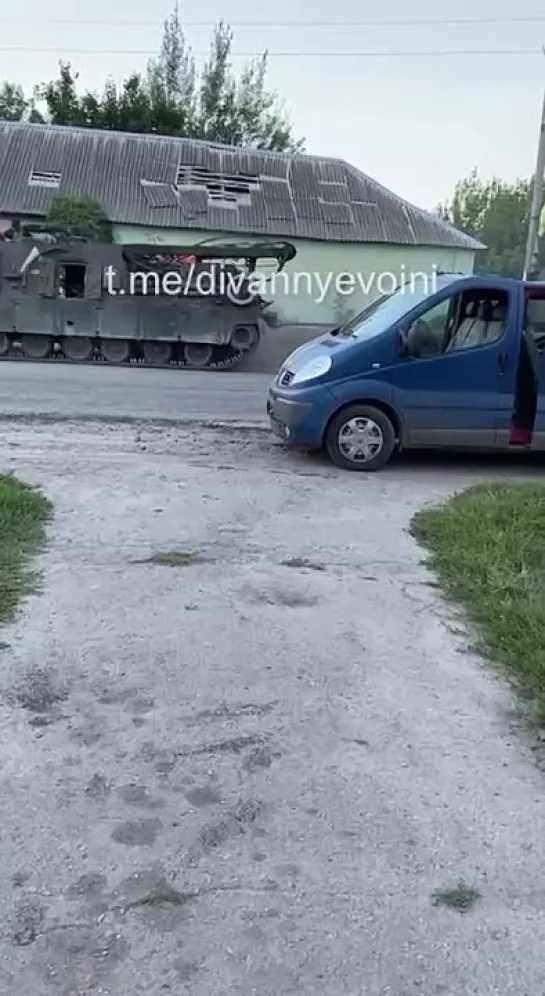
21, 334, 51, 359
0, 332, 8, 356
230, 324, 259, 352
324, 404, 396, 472
142, 341, 172, 365
101, 339, 130, 363
63, 337, 94, 361
184, 343, 213, 367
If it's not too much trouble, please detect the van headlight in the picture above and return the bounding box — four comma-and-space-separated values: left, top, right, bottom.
291, 355, 332, 384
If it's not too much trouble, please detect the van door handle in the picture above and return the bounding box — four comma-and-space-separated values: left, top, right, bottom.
498, 352, 507, 374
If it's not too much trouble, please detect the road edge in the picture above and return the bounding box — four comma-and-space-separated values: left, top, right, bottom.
0, 412, 270, 432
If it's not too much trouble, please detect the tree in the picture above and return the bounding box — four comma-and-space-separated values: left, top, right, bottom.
3, 8, 302, 151
197, 22, 300, 149
439, 168, 537, 277
0, 81, 43, 122
198, 22, 236, 143
44, 195, 112, 241
146, 6, 196, 118
231, 52, 299, 150
39, 62, 82, 127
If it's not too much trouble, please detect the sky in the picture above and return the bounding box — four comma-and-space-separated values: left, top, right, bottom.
1, 0, 544, 213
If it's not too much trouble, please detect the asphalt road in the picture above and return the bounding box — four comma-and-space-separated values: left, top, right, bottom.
1, 420, 545, 994
0, 361, 272, 424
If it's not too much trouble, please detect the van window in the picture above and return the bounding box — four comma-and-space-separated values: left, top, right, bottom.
525, 296, 545, 353
406, 298, 451, 357
336, 275, 460, 344
407, 289, 508, 358
445, 294, 507, 352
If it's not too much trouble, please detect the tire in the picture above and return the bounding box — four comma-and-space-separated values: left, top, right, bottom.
324, 404, 396, 471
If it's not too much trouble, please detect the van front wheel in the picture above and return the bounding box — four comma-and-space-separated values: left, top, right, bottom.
324, 404, 396, 471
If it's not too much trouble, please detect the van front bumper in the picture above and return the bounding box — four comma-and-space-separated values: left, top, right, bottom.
267, 384, 335, 446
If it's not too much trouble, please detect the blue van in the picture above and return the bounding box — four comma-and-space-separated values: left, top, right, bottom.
266, 273, 545, 471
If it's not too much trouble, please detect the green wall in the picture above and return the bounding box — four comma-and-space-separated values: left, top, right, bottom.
114, 223, 475, 326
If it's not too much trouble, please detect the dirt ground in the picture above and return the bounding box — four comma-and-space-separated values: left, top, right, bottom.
2, 419, 545, 995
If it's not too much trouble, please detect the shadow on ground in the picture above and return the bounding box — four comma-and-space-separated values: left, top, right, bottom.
289, 445, 545, 478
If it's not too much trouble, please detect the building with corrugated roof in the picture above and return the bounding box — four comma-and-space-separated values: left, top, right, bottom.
0, 120, 483, 326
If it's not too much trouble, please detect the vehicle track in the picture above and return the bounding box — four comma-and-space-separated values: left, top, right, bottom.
0, 341, 253, 371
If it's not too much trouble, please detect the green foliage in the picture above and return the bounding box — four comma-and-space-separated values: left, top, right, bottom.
412, 483, 545, 726
0, 474, 51, 626
0, 81, 44, 122
45, 196, 112, 242
1, 9, 302, 152
438, 167, 542, 278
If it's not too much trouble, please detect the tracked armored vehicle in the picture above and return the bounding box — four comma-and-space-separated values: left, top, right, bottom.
0, 232, 296, 369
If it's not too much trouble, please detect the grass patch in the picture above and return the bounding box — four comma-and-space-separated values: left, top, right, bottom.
0, 474, 51, 626
411, 482, 545, 724
135, 550, 204, 567
431, 882, 481, 913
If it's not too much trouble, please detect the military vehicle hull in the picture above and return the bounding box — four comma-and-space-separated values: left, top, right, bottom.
0, 237, 296, 369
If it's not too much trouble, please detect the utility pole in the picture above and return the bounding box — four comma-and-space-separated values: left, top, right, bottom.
523, 53, 545, 280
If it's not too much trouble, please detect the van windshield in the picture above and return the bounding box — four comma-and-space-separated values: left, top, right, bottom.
336, 276, 458, 342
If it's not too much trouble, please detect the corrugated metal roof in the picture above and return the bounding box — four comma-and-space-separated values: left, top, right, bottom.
0, 121, 483, 249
